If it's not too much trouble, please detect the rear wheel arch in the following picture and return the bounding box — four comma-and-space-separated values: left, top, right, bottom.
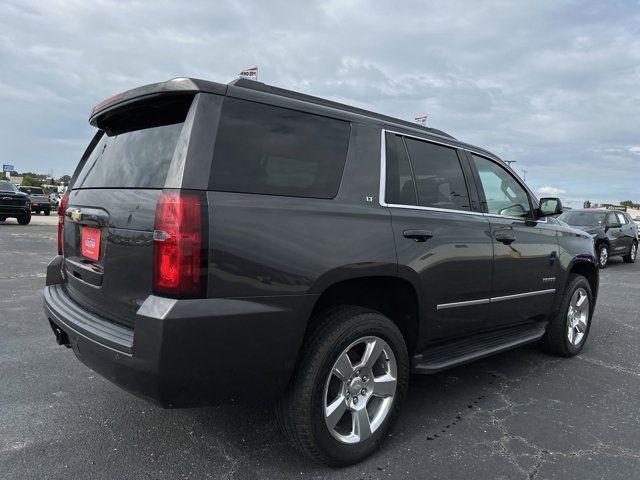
308, 275, 421, 355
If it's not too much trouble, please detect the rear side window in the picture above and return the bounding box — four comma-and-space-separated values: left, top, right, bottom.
210, 98, 350, 198
75, 96, 192, 189
403, 138, 471, 211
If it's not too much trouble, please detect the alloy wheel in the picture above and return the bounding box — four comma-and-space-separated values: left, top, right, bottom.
323, 336, 397, 444
567, 287, 589, 346
599, 247, 608, 267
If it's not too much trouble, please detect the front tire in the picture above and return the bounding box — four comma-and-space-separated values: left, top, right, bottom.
17, 212, 31, 225
44, 208, 51, 216
597, 244, 609, 269
539, 274, 593, 357
278, 306, 409, 466
623, 241, 637, 263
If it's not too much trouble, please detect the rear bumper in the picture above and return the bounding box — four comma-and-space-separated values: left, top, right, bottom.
44, 256, 314, 407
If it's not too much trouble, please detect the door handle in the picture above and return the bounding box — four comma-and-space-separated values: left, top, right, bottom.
495, 232, 516, 245
403, 229, 433, 242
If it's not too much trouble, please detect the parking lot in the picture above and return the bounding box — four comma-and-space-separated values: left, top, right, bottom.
1, 222, 639, 480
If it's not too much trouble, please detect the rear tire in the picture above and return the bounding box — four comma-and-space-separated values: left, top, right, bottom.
597, 244, 609, 269
17, 213, 31, 225
623, 241, 637, 263
0, 216, 5, 222
44, 209, 51, 216
278, 306, 409, 466
539, 274, 593, 357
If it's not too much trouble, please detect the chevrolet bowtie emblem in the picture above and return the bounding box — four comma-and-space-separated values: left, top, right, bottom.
70, 209, 82, 222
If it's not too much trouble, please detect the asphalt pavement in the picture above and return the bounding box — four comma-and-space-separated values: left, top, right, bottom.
1, 223, 639, 479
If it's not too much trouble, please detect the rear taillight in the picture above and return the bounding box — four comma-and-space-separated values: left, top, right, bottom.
152, 191, 205, 297
57, 192, 69, 255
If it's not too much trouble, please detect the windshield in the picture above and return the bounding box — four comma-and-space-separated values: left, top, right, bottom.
558, 210, 607, 226
0, 181, 18, 192
20, 187, 44, 194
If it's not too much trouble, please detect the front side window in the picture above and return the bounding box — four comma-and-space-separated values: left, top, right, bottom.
210, 98, 350, 199
615, 212, 628, 224
471, 154, 532, 219
403, 137, 471, 211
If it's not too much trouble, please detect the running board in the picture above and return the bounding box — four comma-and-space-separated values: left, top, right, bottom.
412, 324, 546, 374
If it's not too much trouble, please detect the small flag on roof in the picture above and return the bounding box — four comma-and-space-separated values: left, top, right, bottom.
238, 66, 258, 81
415, 115, 427, 126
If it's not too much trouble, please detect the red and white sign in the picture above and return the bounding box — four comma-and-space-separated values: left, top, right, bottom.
415, 115, 427, 126
238, 66, 258, 80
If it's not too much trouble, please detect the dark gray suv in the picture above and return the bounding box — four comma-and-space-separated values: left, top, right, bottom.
44, 77, 598, 465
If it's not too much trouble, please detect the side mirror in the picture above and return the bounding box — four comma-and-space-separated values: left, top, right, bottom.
539, 197, 563, 216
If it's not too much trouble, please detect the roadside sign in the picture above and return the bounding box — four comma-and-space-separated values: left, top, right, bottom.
2, 164, 14, 172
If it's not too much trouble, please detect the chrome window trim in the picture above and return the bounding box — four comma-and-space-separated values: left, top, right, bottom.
436, 288, 556, 310
379, 129, 549, 223
379, 129, 483, 217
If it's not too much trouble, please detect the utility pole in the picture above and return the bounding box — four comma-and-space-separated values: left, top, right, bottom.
521, 169, 527, 181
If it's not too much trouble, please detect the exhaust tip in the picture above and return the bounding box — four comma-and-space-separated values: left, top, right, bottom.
49, 320, 70, 347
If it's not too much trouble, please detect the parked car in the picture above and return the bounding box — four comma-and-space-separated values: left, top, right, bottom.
18, 186, 51, 215
44, 77, 599, 466
557, 209, 637, 268
49, 193, 60, 209
0, 180, 31, 224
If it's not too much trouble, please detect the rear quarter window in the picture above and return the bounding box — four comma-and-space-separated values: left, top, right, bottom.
210, 98, 350, 199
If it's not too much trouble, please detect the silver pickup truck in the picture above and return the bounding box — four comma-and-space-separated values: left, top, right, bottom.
18, 186, 51, 215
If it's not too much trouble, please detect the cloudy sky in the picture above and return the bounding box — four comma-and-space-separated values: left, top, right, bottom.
1, 0, 639, 206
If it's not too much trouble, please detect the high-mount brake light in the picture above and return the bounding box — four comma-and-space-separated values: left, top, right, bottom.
57, 192, 69, 255
152, 191, 204, 297
93, 92, 125, 112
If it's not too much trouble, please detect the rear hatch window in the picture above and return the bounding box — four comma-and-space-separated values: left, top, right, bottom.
75, 95, 192, 189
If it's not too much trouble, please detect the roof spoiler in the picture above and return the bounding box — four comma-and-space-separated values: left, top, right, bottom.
89, 78, 227, 126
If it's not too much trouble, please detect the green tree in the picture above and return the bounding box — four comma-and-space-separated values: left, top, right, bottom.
58, 175, 71, 185
620, 200, 639, 209
21, 175, 43, 187
583, 200, 591, 208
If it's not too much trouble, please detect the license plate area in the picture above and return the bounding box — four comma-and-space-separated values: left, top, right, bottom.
81, 227, 101, 261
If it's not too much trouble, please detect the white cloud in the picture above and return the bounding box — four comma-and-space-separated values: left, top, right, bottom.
629, 146, 640, 153
537, 186, 567, 196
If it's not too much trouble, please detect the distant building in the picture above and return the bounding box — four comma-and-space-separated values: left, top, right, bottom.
8, 174, 23, 185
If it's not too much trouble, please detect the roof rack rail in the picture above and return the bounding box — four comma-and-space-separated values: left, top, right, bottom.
228, 78, 456, 140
